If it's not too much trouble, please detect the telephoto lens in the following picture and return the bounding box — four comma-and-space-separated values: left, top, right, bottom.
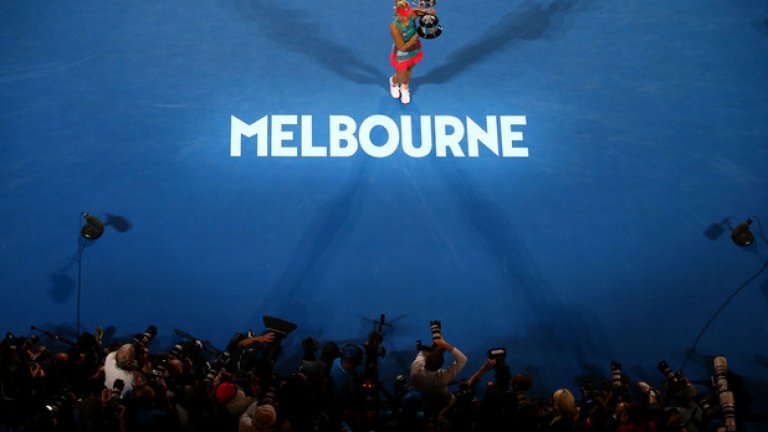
134, 325, 158, 346
429, 320, 442, 340
713, 355, 735, 432
718, 390, 736, 432
610, 361, 623, 389
713, 355, 729, 392
658, 360, 678, 386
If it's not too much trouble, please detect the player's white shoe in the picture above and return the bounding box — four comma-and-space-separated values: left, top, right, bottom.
389, 76, 400, 99
400, 86, 411, 104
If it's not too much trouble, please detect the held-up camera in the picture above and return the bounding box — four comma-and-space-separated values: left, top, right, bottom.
430, 320, 442, 340
488, 347, 506, 360
658, 360, 677, 384
416, 320, 443, 352
488, 347, 511, 391
132, 325, 158, 347
609, 360, 629, 400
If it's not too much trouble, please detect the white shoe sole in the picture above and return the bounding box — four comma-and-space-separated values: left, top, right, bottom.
389, 77, 400, 99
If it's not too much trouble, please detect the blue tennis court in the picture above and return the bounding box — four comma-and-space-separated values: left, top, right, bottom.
2, 0, 768, 427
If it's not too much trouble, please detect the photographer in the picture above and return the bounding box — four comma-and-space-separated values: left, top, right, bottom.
436, 357, 495, 431
327, 344, 365, 430
0, 333, 49, 429
104, 344, 144, 398
410, 337, 467, 417
546, 388, 590, 432
475, 352, 519, 431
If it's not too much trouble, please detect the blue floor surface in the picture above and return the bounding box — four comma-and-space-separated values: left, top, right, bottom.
2, 0, 768, 419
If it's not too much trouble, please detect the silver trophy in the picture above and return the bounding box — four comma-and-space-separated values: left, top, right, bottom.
416, 0, 442, 39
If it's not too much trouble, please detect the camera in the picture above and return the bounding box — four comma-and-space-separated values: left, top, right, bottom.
132, 325, 158, 347
658, 360, 683, 391
610, 361, 624, 390
486, 347, 511, 392
416, 320, 443, 352
487, 347, 506, 360
202, 352, 231, 387
430, 320, 442, 340
152, 357, 169, 378
713, 355, 729, 392
170, 344, 188, 360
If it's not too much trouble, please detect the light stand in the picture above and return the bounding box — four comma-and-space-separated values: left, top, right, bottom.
77, 212, 104, 336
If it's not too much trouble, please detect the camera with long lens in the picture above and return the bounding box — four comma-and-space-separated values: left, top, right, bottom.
202, 351, 232, 387
430, 320, 442, 340
658, 360, 680, 390
611, 361, 624, 389
713, 355, 736, 432
416, 320, 443, 352
132, 325, 158, 347
611, 361, 629, 399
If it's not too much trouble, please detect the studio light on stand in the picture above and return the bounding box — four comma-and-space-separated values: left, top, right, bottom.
77, 212, 105, 336
730, 218, 754, 247
81, 212, 104, 240
682, 214, 768, 372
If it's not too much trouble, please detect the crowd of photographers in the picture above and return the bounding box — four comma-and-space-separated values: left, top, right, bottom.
0, 318, 746, 432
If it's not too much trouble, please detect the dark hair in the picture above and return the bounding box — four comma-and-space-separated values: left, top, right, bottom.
424, 349, 444, 371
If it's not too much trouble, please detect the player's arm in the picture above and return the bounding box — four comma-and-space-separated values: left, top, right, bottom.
391, 22, 419, 50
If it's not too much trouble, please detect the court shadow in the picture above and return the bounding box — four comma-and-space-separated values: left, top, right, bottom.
104, 213, 133, 233
432, 160, 609, 371
421, 0, 583, 85
703, 217, 732, 240
235, 0, 382, 85
49, 270, 75, 303
257, 161, 371, 320
49, 246, 82, 304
